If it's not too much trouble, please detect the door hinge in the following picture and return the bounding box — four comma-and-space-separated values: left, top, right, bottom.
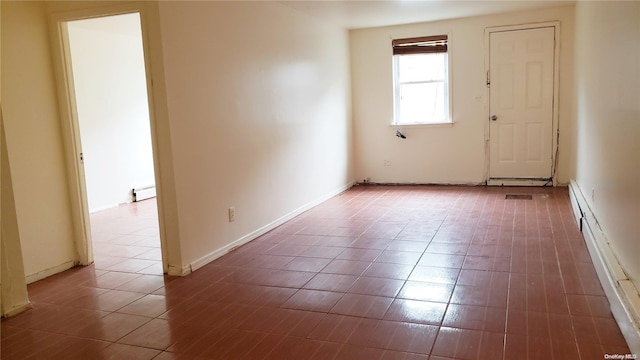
486, 70, 491, 88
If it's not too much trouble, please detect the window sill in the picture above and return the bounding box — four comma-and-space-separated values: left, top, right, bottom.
390, 122, 454, 128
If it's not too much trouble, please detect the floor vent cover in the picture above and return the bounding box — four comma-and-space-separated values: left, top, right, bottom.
506, 194, 533, 200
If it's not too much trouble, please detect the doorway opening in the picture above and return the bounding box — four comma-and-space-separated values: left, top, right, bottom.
65, 13, 163, 275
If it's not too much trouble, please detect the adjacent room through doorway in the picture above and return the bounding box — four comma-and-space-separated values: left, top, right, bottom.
66, 13, 162, 275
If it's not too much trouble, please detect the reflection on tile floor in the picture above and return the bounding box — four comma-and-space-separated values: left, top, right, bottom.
1, 186, 633, 359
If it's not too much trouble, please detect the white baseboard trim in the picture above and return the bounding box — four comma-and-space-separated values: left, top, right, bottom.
25, 260, 76, 284
359, 181, 486, 186
179, 182, 355, 276
487, 178, 551, 186
1, 301, 32, 318
569, 181, 640, 354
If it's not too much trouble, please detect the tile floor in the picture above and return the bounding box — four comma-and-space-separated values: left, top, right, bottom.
1, 185, 633, 359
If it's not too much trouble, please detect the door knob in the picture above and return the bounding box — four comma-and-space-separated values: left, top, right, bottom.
490, 115, 498, 121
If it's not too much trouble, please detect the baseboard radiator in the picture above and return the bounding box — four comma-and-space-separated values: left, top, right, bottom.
132, 185, 156, 202
569, 181, 640, 354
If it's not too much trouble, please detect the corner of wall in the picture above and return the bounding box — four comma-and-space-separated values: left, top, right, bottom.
1, 112, 30, 318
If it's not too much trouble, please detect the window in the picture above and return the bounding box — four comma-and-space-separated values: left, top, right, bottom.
392, 35, 450, 125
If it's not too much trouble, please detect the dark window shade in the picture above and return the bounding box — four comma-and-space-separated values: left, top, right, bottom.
392, 35, 448, 55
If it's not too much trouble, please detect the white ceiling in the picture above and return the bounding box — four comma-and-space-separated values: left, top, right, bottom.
280, 0, 574, 29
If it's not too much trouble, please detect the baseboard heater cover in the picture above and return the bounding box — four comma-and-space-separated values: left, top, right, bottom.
569, 181, 640, 354
132, 185, 156, 202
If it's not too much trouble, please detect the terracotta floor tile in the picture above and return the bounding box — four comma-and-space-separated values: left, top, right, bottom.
281, 289, 344, 312
114, 274, 167, 293
101, 343, 162, 359
250, 269, 316, 288
281, 234, 324, 246
299, 245, 346, 259
309, 341, 343, 359
264, 336, 324, 359
547, 312, 576, 342
418, 253, 465, 268
409, 266, 460, 284
4, 187, 632, 360
450, 284, 507, 308
350, 237, 393, 250
342, 317, 385, 348
265, 243, 311, 257
504, 334, 558, 360
321, 259, 372, 276
386, 240, 429, 253
116, 294, 180, 318
431, 327, 504, 360
283, 256, 332, 272
333, 343, 388, 360
31, 335, 111, 360
0, 328, 68, 359
594, 317, 629, 347
550, 340, 581, 360
68, 312, 151, 341
236, 307, 295, 333
567, 294, 612, 318
397, 281, 454, 303
91, 289, 146, 312
199, 329, 264, 359
118, 318, 175, 350
442, 304, 507, 333
456, 269, 509, 289
308, 314, 362, 343
347, 320, 438, 354
330, 293, 394, 318
304, 273, 359, 292
425, 242, 469, 255
237, 333, 285, 359
163, 323, 229, 355
363, 262, 414, 280
282, 312, 326, 339
336, 248, 383, 261
375, 250, 422, 265
348, 276, 405, 297
87, 271, 143, 289
383, 299, 447, 325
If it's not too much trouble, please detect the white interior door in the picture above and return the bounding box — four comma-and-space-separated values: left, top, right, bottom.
489, 27, 555, 181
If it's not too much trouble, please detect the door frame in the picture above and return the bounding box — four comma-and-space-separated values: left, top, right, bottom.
48, 3, 168, 270
483, 22, 561, 186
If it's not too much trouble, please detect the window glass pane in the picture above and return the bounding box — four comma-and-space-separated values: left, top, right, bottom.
398, 53, 446, 83
398, 82, 445, 123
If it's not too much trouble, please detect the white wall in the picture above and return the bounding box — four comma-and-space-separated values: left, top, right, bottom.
1, 1, 30, 311
1, 1, 77, 280
574, 1, 640, 290
350, 6, 575, 185
157, 1, 353, 269
68, 13, 155, 213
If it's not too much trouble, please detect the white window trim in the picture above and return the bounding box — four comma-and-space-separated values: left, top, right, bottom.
391, 38, 453, 126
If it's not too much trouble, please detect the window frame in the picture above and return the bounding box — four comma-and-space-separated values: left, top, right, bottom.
391, 34, 453, 126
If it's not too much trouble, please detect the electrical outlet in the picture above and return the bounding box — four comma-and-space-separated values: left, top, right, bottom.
228, 207, 235, 222
383, 159, 391, 166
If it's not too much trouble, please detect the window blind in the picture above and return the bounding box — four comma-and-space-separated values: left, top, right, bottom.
392, 35, 448, 55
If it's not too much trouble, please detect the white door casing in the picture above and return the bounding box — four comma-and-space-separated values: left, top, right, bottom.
488, 26, 555, 182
